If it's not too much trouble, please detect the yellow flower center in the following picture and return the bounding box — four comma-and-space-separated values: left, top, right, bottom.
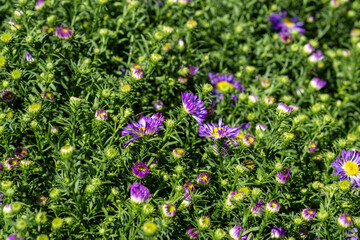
283, 17, 294, 28
139, 126, 145, 134
236, 132, 244, 139
138, 166, 147, 172
271, 203, 277, 208
188, 185, 194, 190
308, 210, 313, 214
310, 144, 316, 148
344, 161, 359, 176
212, 127, 224, 138
216, 81, 234, 93
239, 187, 250, 194
201, 175, 208, 182
345, 216, 352, 221
247, 136, 254, 143
63, 29, 69, 33
168, 205, 176, 212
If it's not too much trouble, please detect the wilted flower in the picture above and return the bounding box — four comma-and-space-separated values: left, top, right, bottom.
267, 11, 305, 34
132, 162, 150, 178
309, 50, 324, 63
338, 213, 353, 229
162, 203, 177, 217
181, 193, 192, 207
55, 25, 74, 39
266, 200, 280, 214
270, 226, 286, 239
276, 168, 290, 184
310, 77, 327, 90
301, 207, 316, 221
251, 201, 265, 217
2, 91, 14, 102
130, 182, 151, 204
184, 181, 196, 194
181, 92, 207, 124
244, 159, 255, 170
186, 227, 199, 239
14, 147, 27, 159
95, 109, 108, 120
196, 172, 210, 186
121, 113, 164, 148
229, 224, 249, 240
331, 150, 360, 187
5, 158, 19, 169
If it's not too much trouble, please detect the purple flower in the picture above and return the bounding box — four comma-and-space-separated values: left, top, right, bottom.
37, 195, 47, 205
244, 159, 255, 170
7, 234, 24, 240
2, 91, 14, 102
121, 113, 164, 148
95, 109, 108, 120
179, 64, 199, 78
132, 162, 150, 179
276, 168, 290, 184
310, 77, 327, 90
25, 52, 34, 62
309, 50, 324, 63
301, 207, 316, 221
186, 227, 199, 239
270, 226, 286, 239
331, 150, 360, 187
184, 181, 196, 194
14, 147, 27, 159
181, 92, 207, 124
132, 68, 144, 80
209, 73, 245, 102
242, 133, 255, 147
338, 213, 353, 228
251, 201, 265, 217
347, 228, 358, 240
199, 118, 240, 144
229, 224, 249, 240
129, 182, 151, 204
267, 11, 305, 34
35, 0, 45, 10
5, 158, 19, 169
279, 32, 292, 43
154, 100, 164, 111
55, 25, 74, 39
162, 203, 177, 217
306, 141, 317, 153
0, 193, 3, 205
303, 43, 315, 54
266, 200, 280, 214
240, 122, 250, 130
196, 172, 210, 186
42, 91, 54, 100
181, 193, 192, 207
277, 103, 293, 115
256, 124, 266, 131
172, 148, 185, 159
264, 95, 275, 106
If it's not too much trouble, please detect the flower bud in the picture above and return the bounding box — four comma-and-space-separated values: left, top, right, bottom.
283, 132, 295, 142
36, 234, 49, 240
106, 147, 117, 159
165, 119, 176, 129
60, 145, 74, 159
316, 210, 329, 222
150, 53, 162, 64
142, 222, 158, 236
214, 228, 226, 240
186, 19, 197, 30
347, 134, 357, 143
198, 216, 211, 230
142, 203, 154, 216
245, 66, 255, 75
1, 180, 13, 189
337, 138, 347, 149
16, 219, 28, 231
154, 32, 164, 41
175, 165, 184, 174
172, 148, 185, 159
11, 69, 22, 80
251, 188, 262, 199
35, 212, 48, 225
49, 189, 61, 200
52, 217, 63, 230
12, 202, 22, 213
6, 188, 16, 197
294, 217, 303, 225
339, 180, 351, 192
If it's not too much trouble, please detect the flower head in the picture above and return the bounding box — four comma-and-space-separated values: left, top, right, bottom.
331, 150, 360, 187
14, 147, 27, 159
122, 113, 164, 148
266, 200, 280, 214
181, 92, 207, 124
186, 227, 199, 239
264, 95, 275, 106
310, 77, 327, 90
154, 100, 164, 111
229, 224, 249, 240
184, 181, 196, 194
244, 159, 255, 170
42, 91, 54, 100
5, 158, 19, 169
132, 162, 150, 178
199, 118, 240, 144
7, 234, 24, 240
35, 0, 46, 10
2, 91, 14, 102
302, 207, 316, 221
3, 204, 12, 214
162, 203, 177, 217
130, 182, 151, 204
181, 193, 192, 207
55, 25, 74, 39
277, 103, 293, 115
351, 28, 360, 37
37, 195, 47, 205
270, 226, 286, 239
267, 11, 305, 34
279, 32, 292, 43
309, 50, 324, 63
50, 126, 58, 134
276, 168, 290, 184
132, 68, 144, 80
338, 213, 353, 229
196, 172, 210, 186
307, 141, 317, 153
95, 109, 108, 120
25, 52, 34, 62
179, 64, 199, 78
209, 73, 245, 102
303, 43, 315, 54
251, 201, 265, 217
243, 133, 255, 147
198, 216, 211, 229
172, 148, 185, 159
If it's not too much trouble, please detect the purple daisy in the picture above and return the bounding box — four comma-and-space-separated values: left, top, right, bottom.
129, 182, 151, 204
267, 11, 305, 34
199, 118, 240, 144
181, 92, 207, 124
186, 227, 199, 239
25, 52, 34, 62
229, 224, 249, 240
162, 203, 177, 217
347, 228, 358, 240
179, 64, 199, 78
279, 32, 292, 43
181, 193, 192, 207
243, 133, 255, 147
251, 201, 265, 217
209, 73, 245, 102
338, 213, 353, 228
37, 195, 47, 205
276, 168, 290, 184
277, 103, 293, 115
55, 25, 74, 39
7, 234, 24, 240
184, 181, 196, 194
196, 172, 210, 186
14, 147, 27, 159
301, 207, 316, 221
5, 158, 19, 169
132, 68, 144, 80
95, 109, 108, 120
309, 50, 324, 63
331, 150, 360, 187
132, 162, 150, 178
2, 91, 14, 102
306, 141, 317, 153
266, 200, 280, 214
270, 226, 286, 239
42, 91, 54, 100
303, 43, 315, 54
35, 0, 45, 10
121, 113, 164, 148
310, 77, 327, 90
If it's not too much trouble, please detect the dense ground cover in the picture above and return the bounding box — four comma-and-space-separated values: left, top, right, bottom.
0, 0, 360, 239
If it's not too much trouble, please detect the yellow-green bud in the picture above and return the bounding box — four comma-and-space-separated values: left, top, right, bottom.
29, 103, 41, 114
339, 180, 352, 192
142, 203, 155, 216
150, 53, 162, 64
1, 180, 13, 189
11, 69, 22, 80
186, 19, 197, 30
35, 212, 48, 225
49, 188, 61, 200
52, 218, 63, 230
154, 32, 164, 41
60, 145, 74, 159
106, 147, 117, 159
142, 222, 157, 236
294, 217, 303, 225
36, 234, 49, 240
347, 134, 357, 143
214, 228, 226, 240
16, 219, 28, 231
251, 188, 262, 199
